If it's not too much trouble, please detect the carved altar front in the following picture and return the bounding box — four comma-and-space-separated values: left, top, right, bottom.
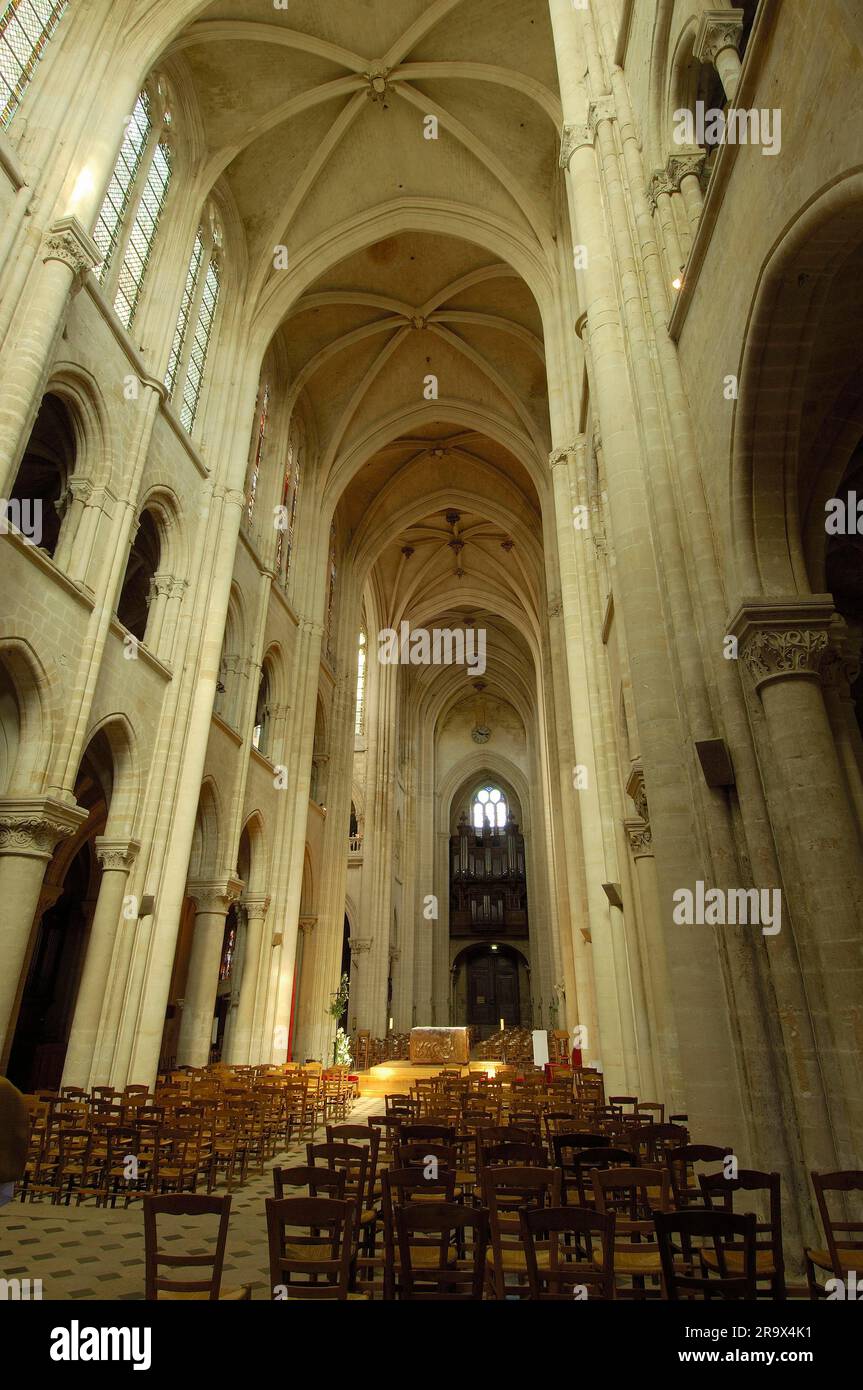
409, 1026, 470, 1065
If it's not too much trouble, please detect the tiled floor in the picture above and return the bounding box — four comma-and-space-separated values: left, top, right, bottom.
0, 1097, 377, 1301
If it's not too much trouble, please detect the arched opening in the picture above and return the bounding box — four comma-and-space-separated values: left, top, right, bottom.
252, 664, 271, 755
116, 508, 161, 641
339, 913, 351, 1030
825, 439, 863, 732
10, 392, 76, 559
5, 730, 115, 1091
452, 942, 529, 1038
0, 659, 22, 793
310, 695, 327, 802
214, 588, 244, 727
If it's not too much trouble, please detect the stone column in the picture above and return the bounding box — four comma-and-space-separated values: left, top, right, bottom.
623, 769, 670, 1101
227, 894, 270, 1064
346, 936, 373, 1039
62, 837, 140, 1090
667, 153, 707, 237
0, 218, 101, 500
53, 477, 92, 573
177, 878, 243, 1068
0, 796, 87, 1059
291, 916, 316, 1061
822, 626, 863, 835
648, 170, 684, 289
730, 598, 863, 1155
694, 8, 746, 103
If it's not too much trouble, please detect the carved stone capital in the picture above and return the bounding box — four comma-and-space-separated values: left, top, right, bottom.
822, 620, 862, 698
243, 894, 271, 921
188, 876, 244, 914
298, 915, 317, 936
624, 817, 653, 859
729, 598, 835, 692
349, 937, 373, 955
560, 122, 594, 168
647, 169, 675, 213
42, 216, 101, 283
666, 152, 707, 190
0, 796, 87, 859
148, 572, 175, 603
588, 97, 616, 135
694, 8, 745, 66
94, 836, 140, 873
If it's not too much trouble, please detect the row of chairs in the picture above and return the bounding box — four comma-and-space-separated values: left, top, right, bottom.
17, 1066, 357, 1206
143, 1160, 863, 1300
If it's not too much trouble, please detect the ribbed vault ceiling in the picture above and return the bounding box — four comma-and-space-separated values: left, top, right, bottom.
166, 0, 563, 729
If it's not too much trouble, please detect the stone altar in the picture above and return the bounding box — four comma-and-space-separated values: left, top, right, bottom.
409, 1026, 470, 1064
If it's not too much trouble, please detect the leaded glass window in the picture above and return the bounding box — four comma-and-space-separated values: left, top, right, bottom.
0, 0, 68, 130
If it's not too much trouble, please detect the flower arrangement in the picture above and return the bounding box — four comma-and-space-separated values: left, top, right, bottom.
327, 972, 351, 1065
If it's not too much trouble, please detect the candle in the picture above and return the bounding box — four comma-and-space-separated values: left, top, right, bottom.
388, 1017, 393, 1032
499, 1017, 504, 1032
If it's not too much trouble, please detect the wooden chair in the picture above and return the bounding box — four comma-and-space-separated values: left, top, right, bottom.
152, 1128, 200, 1194
143, 1193, 251, 1300
655, 1209, 758, 1300
666, 1144, 733, 1209
699, 1169, 786, 1299
483, 1165, 563, 1299
272, 1164, 347, 1200
396, 1202, 488, 1301
635, 1101, 665, 1123
54, 1128, 103, 1206
629, 1122, 688, 1166
368, 1113, 403, 1167
382, 1166, 458, 1299
805, 1170, 863, 1298
592, 1166, 671, 1298
266, 1196, 363, 1300
520, 1206, 616, 1300
102, 1124, 144, 1207
565, 1146, 636, 1209
399, 1123, 456, 1145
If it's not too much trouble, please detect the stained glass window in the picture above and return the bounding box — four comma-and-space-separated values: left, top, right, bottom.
325, 523, 337, 662
164, 217, 221, 432
355, 629, 366, 737
275, 426, 301, 580
181, 254, 220, 431
0, 0, 68, 130
93, 93, 151, 277
246, 383, 270, 522
164, 230, 203, 399
113, 136, 171, 328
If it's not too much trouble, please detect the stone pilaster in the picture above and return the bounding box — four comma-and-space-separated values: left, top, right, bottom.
62, 837, 140, 1089
0, 796, 88, 1058
226, 894, 271, 1064
694, 8, 746, 101
730, 597, 863, 1158
177, 877, 243, 1067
